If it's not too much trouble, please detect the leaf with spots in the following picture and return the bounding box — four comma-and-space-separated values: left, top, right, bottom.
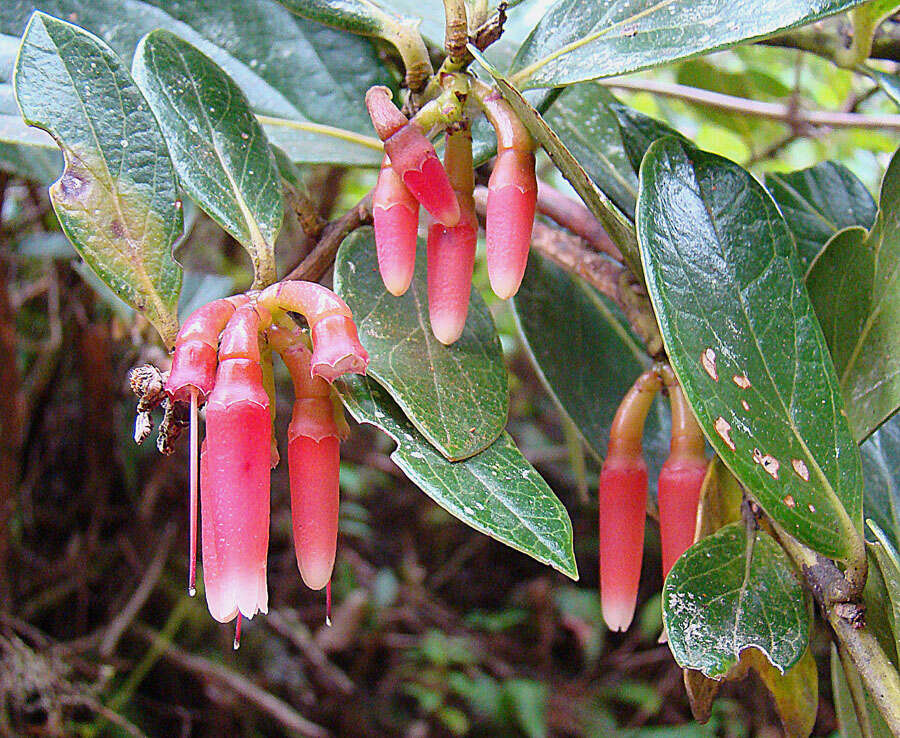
133, 30, 282, 287
637, 138, 865, 564
337, 374, 578, 580
765, 162, 876, 270
13, 12, 182, 346
806, 147, 900, 442
334, 228, 508, 462
663, 522, 812, 678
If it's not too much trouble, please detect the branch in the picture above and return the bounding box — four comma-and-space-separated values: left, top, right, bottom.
473, 185, 663, 356
601, 78, 900, 130
776, 532, 900, 733
281, 192, 373, 283
132, 623, 331, 738
535, 181, 622, 261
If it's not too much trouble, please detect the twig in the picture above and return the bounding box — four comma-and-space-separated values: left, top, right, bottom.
776, 532, 900, 733
535, 181, 622, 261
442, 0, 469, 64
282, 193, 374, 283
132, 623, 331, 738
284, 182, 326, 240
99, 522, 176, 658
265, 609, 355, 696
762, 27, 900, 64
601, 77, 900, 130
836, 641, 874, 738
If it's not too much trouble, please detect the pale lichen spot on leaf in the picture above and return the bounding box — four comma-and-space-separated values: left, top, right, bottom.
791, 459, 809, 482
732, 374, 751, 389
752, 449, 780, 479
701, 348, 717, 381
714, 417, 735, 450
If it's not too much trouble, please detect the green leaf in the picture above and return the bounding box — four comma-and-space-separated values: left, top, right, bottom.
765, 162, 877, 269
608, 103, 687, 176
133, 30, 282, 288
542, 83, 638, 218
637, 138, 864, 562
806, 148, 900, 442
869, 68, 900, 109
511, 252, 670, 487
14, 11, 182, 346
861, 413, 900, 552
275, 0, 394, 38
1, 1, 388, 166
510, 0, 866, 89
868, 521, 900, 663
336, 374, 578, 580
469, 47, 640, 276
0, 78, 60, 182
662, 522, 811, 678
333, 228, 508, 462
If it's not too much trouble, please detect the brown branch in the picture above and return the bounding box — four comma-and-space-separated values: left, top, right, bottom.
601, 78, 900, 130
132, 623, 331, 738
535, 181, 622, 261
282, 192, 373, 283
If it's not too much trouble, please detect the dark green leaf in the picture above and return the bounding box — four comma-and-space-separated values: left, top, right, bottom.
133, 30, 283, 287
14, 12, 182, 346
276, 0, 396, 38
807, 148, 900, 441
469, 48, 640, 276
1, 1, 388, 166
334, 228, 508, 462
663, 522, 811, 678
336, 374, 578, 580
510, 0, 865, 89
511, 252, 670, 487
765, 162, 876, 269
637, 138, 864, 561
608, 103, 686, 176
542, 83, 637, 218
868, 521, 900, 663
861, 413, 900, 552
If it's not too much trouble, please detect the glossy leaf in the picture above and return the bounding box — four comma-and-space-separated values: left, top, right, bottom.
806, 148, 900, 442
868, 521, 900, 663
861, 413, 900, 552
510, 0, 866, 89
470, 48, 640, 276
609, 103, 687, 176
542, 83, 637, 218
663, 522, 811, 678
337, 374, 578, 580
276, 0, 394, 38
511, 252, 670, 490
133, 30, 282, 287
1, 1, 387, 166
637, 138, 864, 561
765, 162, 877, 269
334, 228, 508, 462
14, 12, 182, 346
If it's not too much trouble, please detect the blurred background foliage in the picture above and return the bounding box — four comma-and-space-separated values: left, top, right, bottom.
0, 3, 899, 736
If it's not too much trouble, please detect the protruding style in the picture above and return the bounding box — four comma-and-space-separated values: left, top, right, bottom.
365, 86, 460, 227
373, 155, 419, 296
427, 127, 477, 345
269, 326, 345, 592
658, 380, 707, 578
202, 302, 273, 623
476, 83, 537, 300
598, 370, 661, 632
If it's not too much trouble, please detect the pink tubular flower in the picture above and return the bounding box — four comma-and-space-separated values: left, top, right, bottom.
201, 302, 272, 622
365, 86, 460, 227
269, 326, 345, 591
373, 155, 419, 296
658, 383, 707, 578
257, 280, 369, 381
598, 370, 661, 632
426, 128, 476, 345
476, 83, 537, 300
